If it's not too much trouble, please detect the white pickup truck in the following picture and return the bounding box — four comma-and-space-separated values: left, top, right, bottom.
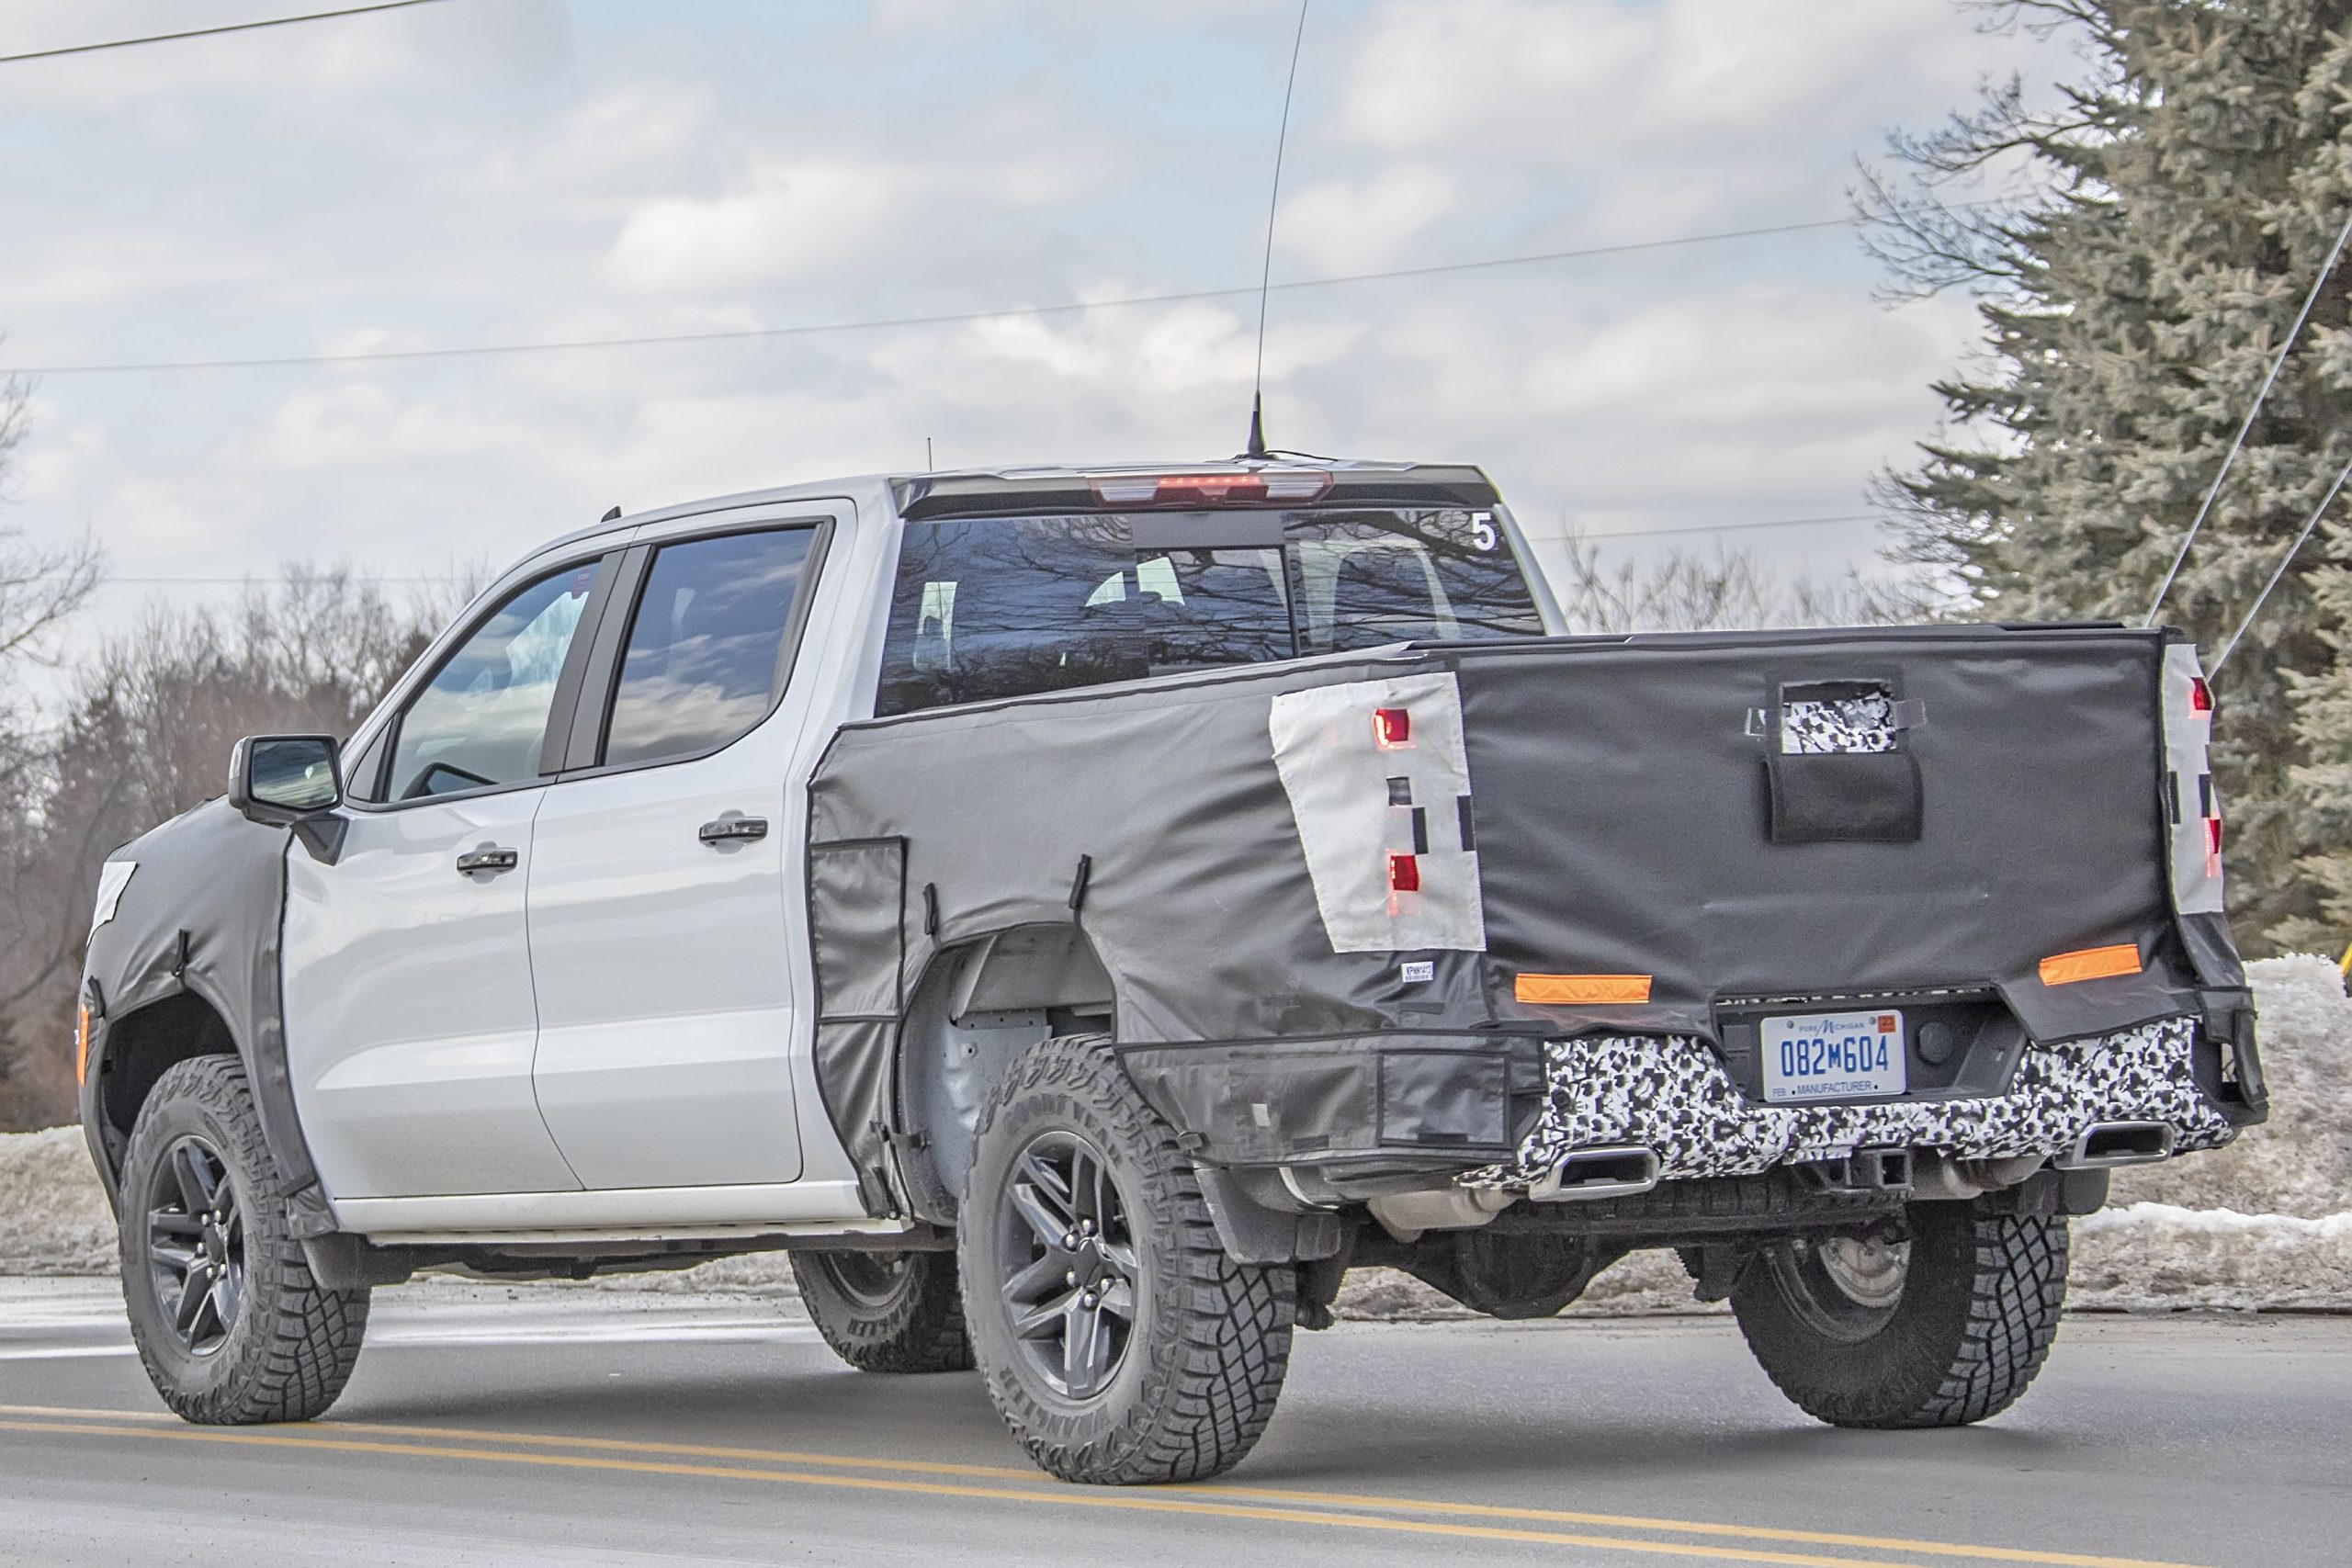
79, 457, 2265, 1485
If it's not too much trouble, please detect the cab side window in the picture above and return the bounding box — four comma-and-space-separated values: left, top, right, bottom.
383, 564, 599, 801
599, 527, 818, 769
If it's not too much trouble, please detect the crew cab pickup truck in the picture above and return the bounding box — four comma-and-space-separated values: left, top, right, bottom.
78, 457, 2266, 1484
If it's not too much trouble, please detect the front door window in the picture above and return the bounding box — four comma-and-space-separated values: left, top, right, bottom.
384, 564, 599, 800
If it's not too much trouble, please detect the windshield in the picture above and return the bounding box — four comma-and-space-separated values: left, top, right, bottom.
875, 508, 1544, 716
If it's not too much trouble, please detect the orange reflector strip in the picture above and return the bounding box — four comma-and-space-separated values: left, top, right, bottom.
1515, 973, 1653, 1005
2038, 944, 2142, 987
74, 1007, 90, 1087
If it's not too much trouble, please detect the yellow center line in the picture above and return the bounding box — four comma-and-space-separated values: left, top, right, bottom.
1182, 1484, 2211, 1568
0, 1416, 2005, 1568
0, 1403, 2211, 1568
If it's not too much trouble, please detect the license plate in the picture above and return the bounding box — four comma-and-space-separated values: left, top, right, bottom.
1761, 1010, 1906, 1103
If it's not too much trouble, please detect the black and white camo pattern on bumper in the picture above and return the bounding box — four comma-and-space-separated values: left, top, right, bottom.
1468, 1016, 2234, 1188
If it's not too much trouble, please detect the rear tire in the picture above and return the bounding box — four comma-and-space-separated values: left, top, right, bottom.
959, 1034, 1295, 1484
1731, 1197, 2068, 1428
119, 1055, 370, 1424
791, 1250, 974, 1372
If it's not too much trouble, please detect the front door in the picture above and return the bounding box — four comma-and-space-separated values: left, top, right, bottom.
285, 561, 606, 1199
527, 521, 826, 1190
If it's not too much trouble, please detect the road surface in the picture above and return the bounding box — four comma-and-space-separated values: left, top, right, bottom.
0, 1279, 2342, 1566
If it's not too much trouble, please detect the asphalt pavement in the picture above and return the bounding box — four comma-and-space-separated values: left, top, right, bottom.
0, 1278, 2342, 1567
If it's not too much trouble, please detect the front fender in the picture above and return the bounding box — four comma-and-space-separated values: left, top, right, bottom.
78, 797, 334, 1235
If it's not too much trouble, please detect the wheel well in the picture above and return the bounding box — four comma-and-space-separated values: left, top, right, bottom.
896, 924, 1115, 1216
97, 993, 238, 1169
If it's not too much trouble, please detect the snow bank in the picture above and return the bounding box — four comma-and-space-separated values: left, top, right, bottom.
2070, 1203, 2352, 1312
6, 956, 2345, 1315
0, 1126, 115, 1275
2107, 954, 2352, 1220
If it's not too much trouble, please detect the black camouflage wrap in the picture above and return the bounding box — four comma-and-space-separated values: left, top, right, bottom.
76, 800, 331, 1230
806, 625, 2252, 1203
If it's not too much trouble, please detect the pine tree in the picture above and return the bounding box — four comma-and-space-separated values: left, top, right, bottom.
1866, 0, 2352, 951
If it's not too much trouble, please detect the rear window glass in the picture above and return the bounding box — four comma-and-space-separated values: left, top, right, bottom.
876, 509, 1542, 716
601, 527, 817, 768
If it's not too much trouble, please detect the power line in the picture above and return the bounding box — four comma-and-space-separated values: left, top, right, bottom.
0, 1, 454, 66
90, 574, 461, 585
1547, 513, 1882, 543
9, 208, 1984, 378
55, 511, 1888, 591
2144, 206, 2352, 626
2211, 451, 2352, 675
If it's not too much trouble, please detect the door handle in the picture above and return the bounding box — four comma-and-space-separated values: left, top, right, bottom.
698, 815, 769, 845
456, 846, 520, 874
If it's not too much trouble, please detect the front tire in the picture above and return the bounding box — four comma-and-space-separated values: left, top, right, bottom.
1731, 1197, 2068, 1428
119, 1055, 370, 1424
790, 1250, 974, 1372
959, 1034, 1295, 1484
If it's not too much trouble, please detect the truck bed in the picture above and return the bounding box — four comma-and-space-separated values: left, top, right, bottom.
803, 624, 2254, 1198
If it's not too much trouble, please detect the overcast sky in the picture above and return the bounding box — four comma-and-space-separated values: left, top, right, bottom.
1, 0, 2072, 644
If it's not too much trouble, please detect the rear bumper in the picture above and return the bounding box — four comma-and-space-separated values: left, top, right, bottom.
1468, 1014, 2244, 1191
1119, 1006, 2261, 1195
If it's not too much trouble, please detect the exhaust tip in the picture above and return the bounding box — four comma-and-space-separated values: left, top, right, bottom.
1531, 1145, 1660, 1202
2055, 1121, 2176, 1170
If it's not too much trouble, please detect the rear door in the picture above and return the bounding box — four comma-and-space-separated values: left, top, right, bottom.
525, 513, 833, 1190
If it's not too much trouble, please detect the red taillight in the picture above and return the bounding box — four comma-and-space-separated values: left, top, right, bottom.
1386, 852, 1420, 893
2190, 677, 2213, 716
2206, 816, 2223, 875
1088, 470, 1332, 506
1373, 707, 1411, 749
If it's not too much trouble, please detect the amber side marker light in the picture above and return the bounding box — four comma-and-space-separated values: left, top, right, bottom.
2038, 944, 2143, 987
74, 1006, 90, 1087
1516, 974, 1653, 1005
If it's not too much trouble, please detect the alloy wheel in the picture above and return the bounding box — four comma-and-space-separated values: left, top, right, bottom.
144, 1134, 245, 1358
816, 1251, 913, 1310
994, 1131, 1138, 1400
1768, 1232, 1911, 1344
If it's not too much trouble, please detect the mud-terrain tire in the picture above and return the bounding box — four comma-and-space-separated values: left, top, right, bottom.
1731, 1197, 2068, 1429
959, 1033, 1295, 1484
791, 1250, 974, 1372
119, 1055, 370, 1424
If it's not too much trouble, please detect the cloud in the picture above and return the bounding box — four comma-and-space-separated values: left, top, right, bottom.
0, 1, 2066, 647
605, 159, 919, 294
1278, 164, 1460, 274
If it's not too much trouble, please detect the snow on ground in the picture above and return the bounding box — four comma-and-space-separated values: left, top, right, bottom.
0, 1127, 115, 1276
6, 956, 2346, 1315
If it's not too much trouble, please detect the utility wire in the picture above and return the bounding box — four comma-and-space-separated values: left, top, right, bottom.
1550, 513, 1879, 543
53, 512, 1889, 590
0, 0, 453, 65
10, 206, 1998, 378
2144, 206, 2352, 626
2211, 451, 2352, 675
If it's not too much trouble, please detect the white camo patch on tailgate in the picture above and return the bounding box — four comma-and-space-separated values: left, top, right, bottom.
1269, 671, 1486, 953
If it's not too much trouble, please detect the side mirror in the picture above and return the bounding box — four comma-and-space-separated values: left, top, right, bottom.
229, 738, 346, 862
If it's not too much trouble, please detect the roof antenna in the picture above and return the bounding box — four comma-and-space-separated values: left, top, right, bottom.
1245, 0, 1310, 461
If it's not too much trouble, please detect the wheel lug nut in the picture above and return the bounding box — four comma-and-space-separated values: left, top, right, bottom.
1065, 1270, 1077, 1287
1061, 1233, 1077, 1249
